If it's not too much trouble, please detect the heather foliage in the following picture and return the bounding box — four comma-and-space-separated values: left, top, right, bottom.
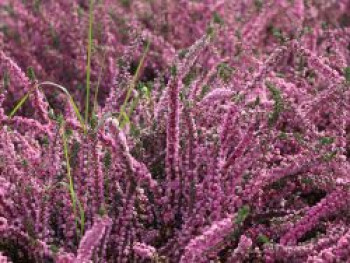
1, 0, 350, 262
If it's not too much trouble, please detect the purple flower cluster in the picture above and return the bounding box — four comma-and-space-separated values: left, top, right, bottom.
1, 0, 350, 262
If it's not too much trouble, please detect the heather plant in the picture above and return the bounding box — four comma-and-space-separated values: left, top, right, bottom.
1, 1, 350, 263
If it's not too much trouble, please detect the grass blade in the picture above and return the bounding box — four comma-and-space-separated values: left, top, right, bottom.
61, 119, 85, 237
9, 81, 86, 132
93, 48, 107, 116
117, 40, 150, 125
9, 92, 31, 118
85, 0, 94, 124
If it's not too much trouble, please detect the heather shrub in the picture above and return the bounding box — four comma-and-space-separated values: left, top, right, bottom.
1, 1, 350, 263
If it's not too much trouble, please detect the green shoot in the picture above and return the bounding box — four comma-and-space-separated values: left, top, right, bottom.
235, 205, 250, 225
344, 66, 350, 83
27, 67, 36, 81
85, 0, 94, 124
92, 47, 108, 118
117, 40, 150, 125
319, 136, 334, 145
60, 119, 85, 237
257, 234, 270, 244
266, 82, 284, 127
9, 90, 31, 117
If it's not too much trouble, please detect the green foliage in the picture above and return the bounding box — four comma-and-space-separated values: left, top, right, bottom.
235, 205, 250, 225
85, 0, 94, 124
254, 0, 263, 12
98, 205, 107, 216
217, 63, 234, 83
21, 159, 28, 167
322, 150, 337, 162
206, 25, 215, 39
27, 67, 36, 82
118, 40, 150, 126
170, 65, 177, 76
120, 0, 132, 8
2, 70, 10, 91
278, 132, 288, 140
266, 82, 284, 127
61, 119, 85, 238
49, 24, 60, 49
33, 0, 41, 13
103, 150, 112, 169
200, 85, 211, 99
70, 140, 81, 168
257, 234, 270, 244
50, 244, 59, 254
178, 49, 188, 60
212, 12, 224, 25
344, 67, 350, 83
318, 136, 334, 145
268, 26, 287, 43
293, 132, 305, 145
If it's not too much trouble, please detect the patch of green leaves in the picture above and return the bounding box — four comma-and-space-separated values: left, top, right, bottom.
2, 70, 10, 91
278, 132, 288, 140
266, 82, 284, 127
235, 205, 250, 225
322, 150, 337, 162
217, 63, 234, 83
50, 244, 59, 254
200, 85, 211, 99
103, 150, 112, 169
212, 12, 224, 25
293, 132, 305, 145
254, 0, 263, 12
318, 136, 334, 145
268, 26, 287, 43
257, 234, 270, 244
170, 65, 177, 76
344, 67, 350, 83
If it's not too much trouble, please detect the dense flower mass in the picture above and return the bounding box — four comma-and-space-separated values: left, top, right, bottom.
1, 0, 350, 262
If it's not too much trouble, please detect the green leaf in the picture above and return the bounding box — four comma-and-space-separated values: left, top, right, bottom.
118, 40, 150, 125
279, 132, 288, 140
322, 150, 337, 162
257, 234, 270, 244
85, 0, 94, 124
98, 205, 107, 216
319, 136, 334, 145
235, 205, 250, 224
266, 82, 284, 127
170, 64, 177, 76
213, 12, 224, 25
2, 70, 10, 90
344, 67, 350, 83
50, 245, 59, 254
200, 85, 211, 99
61, 120, 85, 237
178, 49, 188, 60
293, 132, 305, 145
254, 0, 263, 12
103, 150, 112, 169
217, 63, 234, 82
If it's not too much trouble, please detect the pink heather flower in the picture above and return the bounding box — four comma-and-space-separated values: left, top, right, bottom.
76, 217, 112, 262
133, 242, 156, 259
227, 235, 253, 262
180, 217, 234, 262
